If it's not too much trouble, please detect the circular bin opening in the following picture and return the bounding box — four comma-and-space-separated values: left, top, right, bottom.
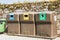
24, 15, 28, 17
10, 15, 14, 17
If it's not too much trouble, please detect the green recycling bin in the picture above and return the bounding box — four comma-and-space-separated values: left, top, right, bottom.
0, 19, 6, 33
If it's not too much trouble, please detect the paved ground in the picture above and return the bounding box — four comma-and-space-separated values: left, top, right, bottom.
0, 34, 60, 40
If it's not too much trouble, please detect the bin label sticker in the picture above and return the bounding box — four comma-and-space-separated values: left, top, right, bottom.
39, 12, 46, 20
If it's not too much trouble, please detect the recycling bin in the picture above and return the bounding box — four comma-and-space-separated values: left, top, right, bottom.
7, 13, 20, 35
0, 19, 6, 33
35, 12, 57, 38
19, 13, 35, 36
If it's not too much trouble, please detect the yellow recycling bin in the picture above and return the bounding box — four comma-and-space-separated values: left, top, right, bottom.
19, 12, 35, 36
